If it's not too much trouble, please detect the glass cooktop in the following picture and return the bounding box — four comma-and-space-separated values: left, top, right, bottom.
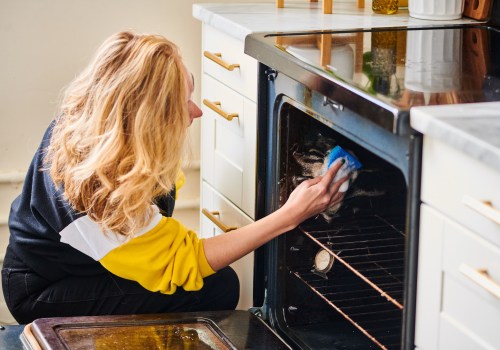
247, 25, 500, 110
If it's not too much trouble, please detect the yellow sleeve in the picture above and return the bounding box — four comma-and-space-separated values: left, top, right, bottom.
99, 217, 215, 294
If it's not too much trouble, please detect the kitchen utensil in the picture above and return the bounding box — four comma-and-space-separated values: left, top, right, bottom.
463, 0, 494, 20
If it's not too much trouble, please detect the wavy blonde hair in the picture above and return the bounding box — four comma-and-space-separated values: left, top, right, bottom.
45, 31, 189, 236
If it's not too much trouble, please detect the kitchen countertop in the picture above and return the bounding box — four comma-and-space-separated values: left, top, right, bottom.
411, 103, 500, 172
194, 2, 499, 171
193, 1, 480, 41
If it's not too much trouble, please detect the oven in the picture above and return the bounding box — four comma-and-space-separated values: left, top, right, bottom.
250, 55, 421, 350
245, 7, 500, 350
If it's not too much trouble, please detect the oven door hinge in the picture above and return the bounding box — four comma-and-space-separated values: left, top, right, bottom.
265, 68, 278, 81
323, 96, 344, 111
248, 289, 269, 320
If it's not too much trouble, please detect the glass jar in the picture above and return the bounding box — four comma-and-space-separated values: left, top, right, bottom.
372, 0, 399, 14
371, 31, 397, 94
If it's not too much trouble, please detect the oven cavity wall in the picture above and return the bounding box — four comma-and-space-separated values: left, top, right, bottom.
198, 23, 258, 310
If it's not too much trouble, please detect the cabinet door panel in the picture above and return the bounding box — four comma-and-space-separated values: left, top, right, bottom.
441, 219, 500, 347
415, 204, 445, 350
200, 181, 254, 311
201, 74, 256, 218
202, 24, 257, 102
421, 138, 500, 246
439, 314, 490, 350
441, 274, 500, 349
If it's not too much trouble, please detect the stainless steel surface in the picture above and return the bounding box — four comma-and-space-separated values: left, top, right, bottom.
245, 24, 500, 135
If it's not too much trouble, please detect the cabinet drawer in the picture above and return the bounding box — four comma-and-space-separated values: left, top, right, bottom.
441, 217, 500, 348
421, 137, 500, 246
200, 181, 254, 311
200, 181, 254, 238
202, 24, 257, 102
416, 204, 500, 349
201, 74, 256, 218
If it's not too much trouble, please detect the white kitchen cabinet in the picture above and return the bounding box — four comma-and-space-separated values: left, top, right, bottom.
415, 137, 500, 350
199, 24, 258, 309
200, 23, 257, 220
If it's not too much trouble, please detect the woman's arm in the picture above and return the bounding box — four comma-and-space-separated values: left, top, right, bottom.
202, 159, 348, 271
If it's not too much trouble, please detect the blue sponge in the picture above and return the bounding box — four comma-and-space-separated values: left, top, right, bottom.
324, 145, 362, 192
325, 145, 362, 171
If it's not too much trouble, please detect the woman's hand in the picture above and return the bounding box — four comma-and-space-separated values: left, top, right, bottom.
202, 159, 349, 272
279, 159, 349, 228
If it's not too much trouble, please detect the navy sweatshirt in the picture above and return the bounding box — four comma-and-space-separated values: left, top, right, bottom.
7, 122, 176, 282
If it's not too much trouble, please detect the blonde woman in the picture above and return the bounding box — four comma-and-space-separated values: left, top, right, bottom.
2, 31, 347, 324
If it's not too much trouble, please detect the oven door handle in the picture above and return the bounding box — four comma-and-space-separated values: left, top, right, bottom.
202, 99, 239, 121
203, 51, 240, 71
202, 208, 238, 233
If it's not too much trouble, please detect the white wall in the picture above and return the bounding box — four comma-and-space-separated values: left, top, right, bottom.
0, 0, 269, 325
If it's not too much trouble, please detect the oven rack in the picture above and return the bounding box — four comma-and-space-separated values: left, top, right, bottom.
299, 214, 406, 309
292, 267, 402, 350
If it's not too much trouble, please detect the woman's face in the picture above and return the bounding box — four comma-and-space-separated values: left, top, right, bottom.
183, 66, 203, 125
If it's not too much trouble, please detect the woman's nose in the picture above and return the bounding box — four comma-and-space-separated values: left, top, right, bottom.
192, 103, 203, 119
189, 101, 203, 120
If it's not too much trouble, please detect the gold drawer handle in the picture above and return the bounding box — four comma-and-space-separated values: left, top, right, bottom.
462, 195, 500, 225
202, 208, 237, 233
202, 99, 239, 121
203, 51, 240, 71
459, 264, 500, 299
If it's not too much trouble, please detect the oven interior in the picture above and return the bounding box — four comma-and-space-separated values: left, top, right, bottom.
272, 102, 408, 350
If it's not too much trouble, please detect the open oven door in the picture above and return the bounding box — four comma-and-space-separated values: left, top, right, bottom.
20, 310, 290, 349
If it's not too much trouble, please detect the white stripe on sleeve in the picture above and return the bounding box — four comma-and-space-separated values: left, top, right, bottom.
59, 205, 163, 260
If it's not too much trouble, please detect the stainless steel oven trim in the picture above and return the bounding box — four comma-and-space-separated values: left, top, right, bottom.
246, 31, 403, 134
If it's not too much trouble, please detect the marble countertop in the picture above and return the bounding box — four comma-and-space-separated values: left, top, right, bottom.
411, 103, 500, 172
193, 2, 499, 172
193, 2, 479, 41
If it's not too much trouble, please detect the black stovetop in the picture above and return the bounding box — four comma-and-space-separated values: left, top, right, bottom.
278, 25, 499, 106
245, 19, 500, 134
